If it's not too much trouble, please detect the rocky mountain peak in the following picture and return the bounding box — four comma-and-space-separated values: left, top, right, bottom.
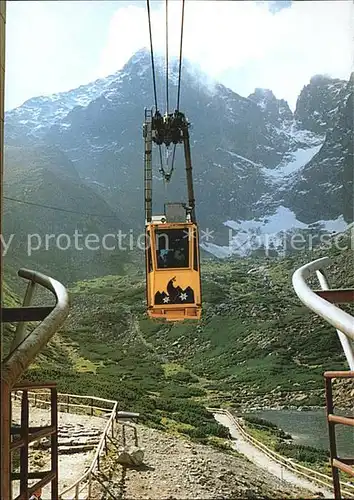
4, 49, 352, 252
120, 47, 153, 76
294, 74, 348, 134
250, 88, 276, 101
248, 88, 293, 127
309, 74, 335, 85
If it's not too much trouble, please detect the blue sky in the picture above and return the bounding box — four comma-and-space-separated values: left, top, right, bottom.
5, 0, 353, 111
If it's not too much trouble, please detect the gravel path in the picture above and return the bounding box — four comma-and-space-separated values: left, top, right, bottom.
213, 412, 333, 498
96, 423, 314, 499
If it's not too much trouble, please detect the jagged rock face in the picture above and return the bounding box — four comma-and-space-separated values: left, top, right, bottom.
294, 74, 349, 134
4, 73, 120, 145
248, 88, 293, 127
22, 50, 296, 229
287, 79, 353, 222
4, 49, 353, 255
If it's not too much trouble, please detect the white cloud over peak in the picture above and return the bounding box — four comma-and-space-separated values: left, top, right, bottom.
5, 1, 353, 110
98, 0, 353, 109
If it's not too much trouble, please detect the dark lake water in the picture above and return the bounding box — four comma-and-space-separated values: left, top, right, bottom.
244, 409, 353, 456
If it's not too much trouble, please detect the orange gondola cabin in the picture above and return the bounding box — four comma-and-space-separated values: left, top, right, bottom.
145, 213, 202, 320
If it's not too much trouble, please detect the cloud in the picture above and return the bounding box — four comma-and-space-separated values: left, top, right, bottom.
266, 1, 292, 14
5, 1, 353, 110
98, 0, 353, 109
5, 1, 118, 110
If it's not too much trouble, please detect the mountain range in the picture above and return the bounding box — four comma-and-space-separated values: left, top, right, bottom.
4, 48, 353, 275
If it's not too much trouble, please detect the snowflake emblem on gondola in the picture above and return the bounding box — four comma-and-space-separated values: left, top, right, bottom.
163, 296, 170, 303
180, 292, 188, 301
200, 228, 214, 242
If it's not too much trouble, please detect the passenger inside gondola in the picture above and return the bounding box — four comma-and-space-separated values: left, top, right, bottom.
155, 229, 189, 268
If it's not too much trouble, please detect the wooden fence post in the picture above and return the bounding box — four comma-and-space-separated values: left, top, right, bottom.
111, 415, 115, 438
88, 472, 92, 499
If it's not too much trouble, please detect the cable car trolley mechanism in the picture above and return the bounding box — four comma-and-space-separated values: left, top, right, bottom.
143, 109, 202, 321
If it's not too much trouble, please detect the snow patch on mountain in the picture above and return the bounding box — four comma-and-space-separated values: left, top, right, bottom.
225, 206, 306, 233
220, 149, 262, 167
263, 144, 322, 181
5, 72, 122, 138
313, 215, 348, 233
200, 242, 233, 258
201, 206, 349, 258
286, 123, 324, 146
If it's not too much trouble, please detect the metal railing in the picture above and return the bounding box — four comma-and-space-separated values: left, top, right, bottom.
11, 390, 140, 499
2, 268, 70, 384
325, 371, 354, 500
292, 257, 354, 368
209, 407, 354, 497
11, 382, 59, 500
292, 256, 354, 499
1, 268, 69, 500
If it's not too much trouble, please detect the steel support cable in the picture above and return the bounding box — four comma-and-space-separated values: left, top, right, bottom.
176, 0, 185, 112
147, 0, 184, 182
165, 0, 169, 114
158, 143, 176, 181
167, 144, 177, 181
146, 0, 164, 176
158, 144, 165, 176
158, 145, 173, 181
170, 0, 185, 177
146, 0, 158, 111
3, 196, 123, 221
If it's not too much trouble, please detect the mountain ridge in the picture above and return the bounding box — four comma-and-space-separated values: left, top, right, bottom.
4, 50, 352, 263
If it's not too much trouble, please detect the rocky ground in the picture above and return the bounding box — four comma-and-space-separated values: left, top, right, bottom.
238, 372, 354, 412
97, 423, 318, 499
10, 398, 333, 499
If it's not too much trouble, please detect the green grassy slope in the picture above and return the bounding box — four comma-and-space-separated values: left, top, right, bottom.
3, 144, 131, 284
3, 231, 353, 439
137, 237, 353, 408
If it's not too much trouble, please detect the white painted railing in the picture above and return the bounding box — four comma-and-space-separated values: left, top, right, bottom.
292, 257, 354, 369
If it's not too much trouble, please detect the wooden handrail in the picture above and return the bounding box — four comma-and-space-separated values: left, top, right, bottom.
13, 396, 113, 414
13, 391, 116, 404
209, 408, 354, 497
58, 400, 118, 499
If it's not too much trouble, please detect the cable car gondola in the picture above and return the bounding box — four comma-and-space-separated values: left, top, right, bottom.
144, 0, 201, 320
143, 109, 202, 321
